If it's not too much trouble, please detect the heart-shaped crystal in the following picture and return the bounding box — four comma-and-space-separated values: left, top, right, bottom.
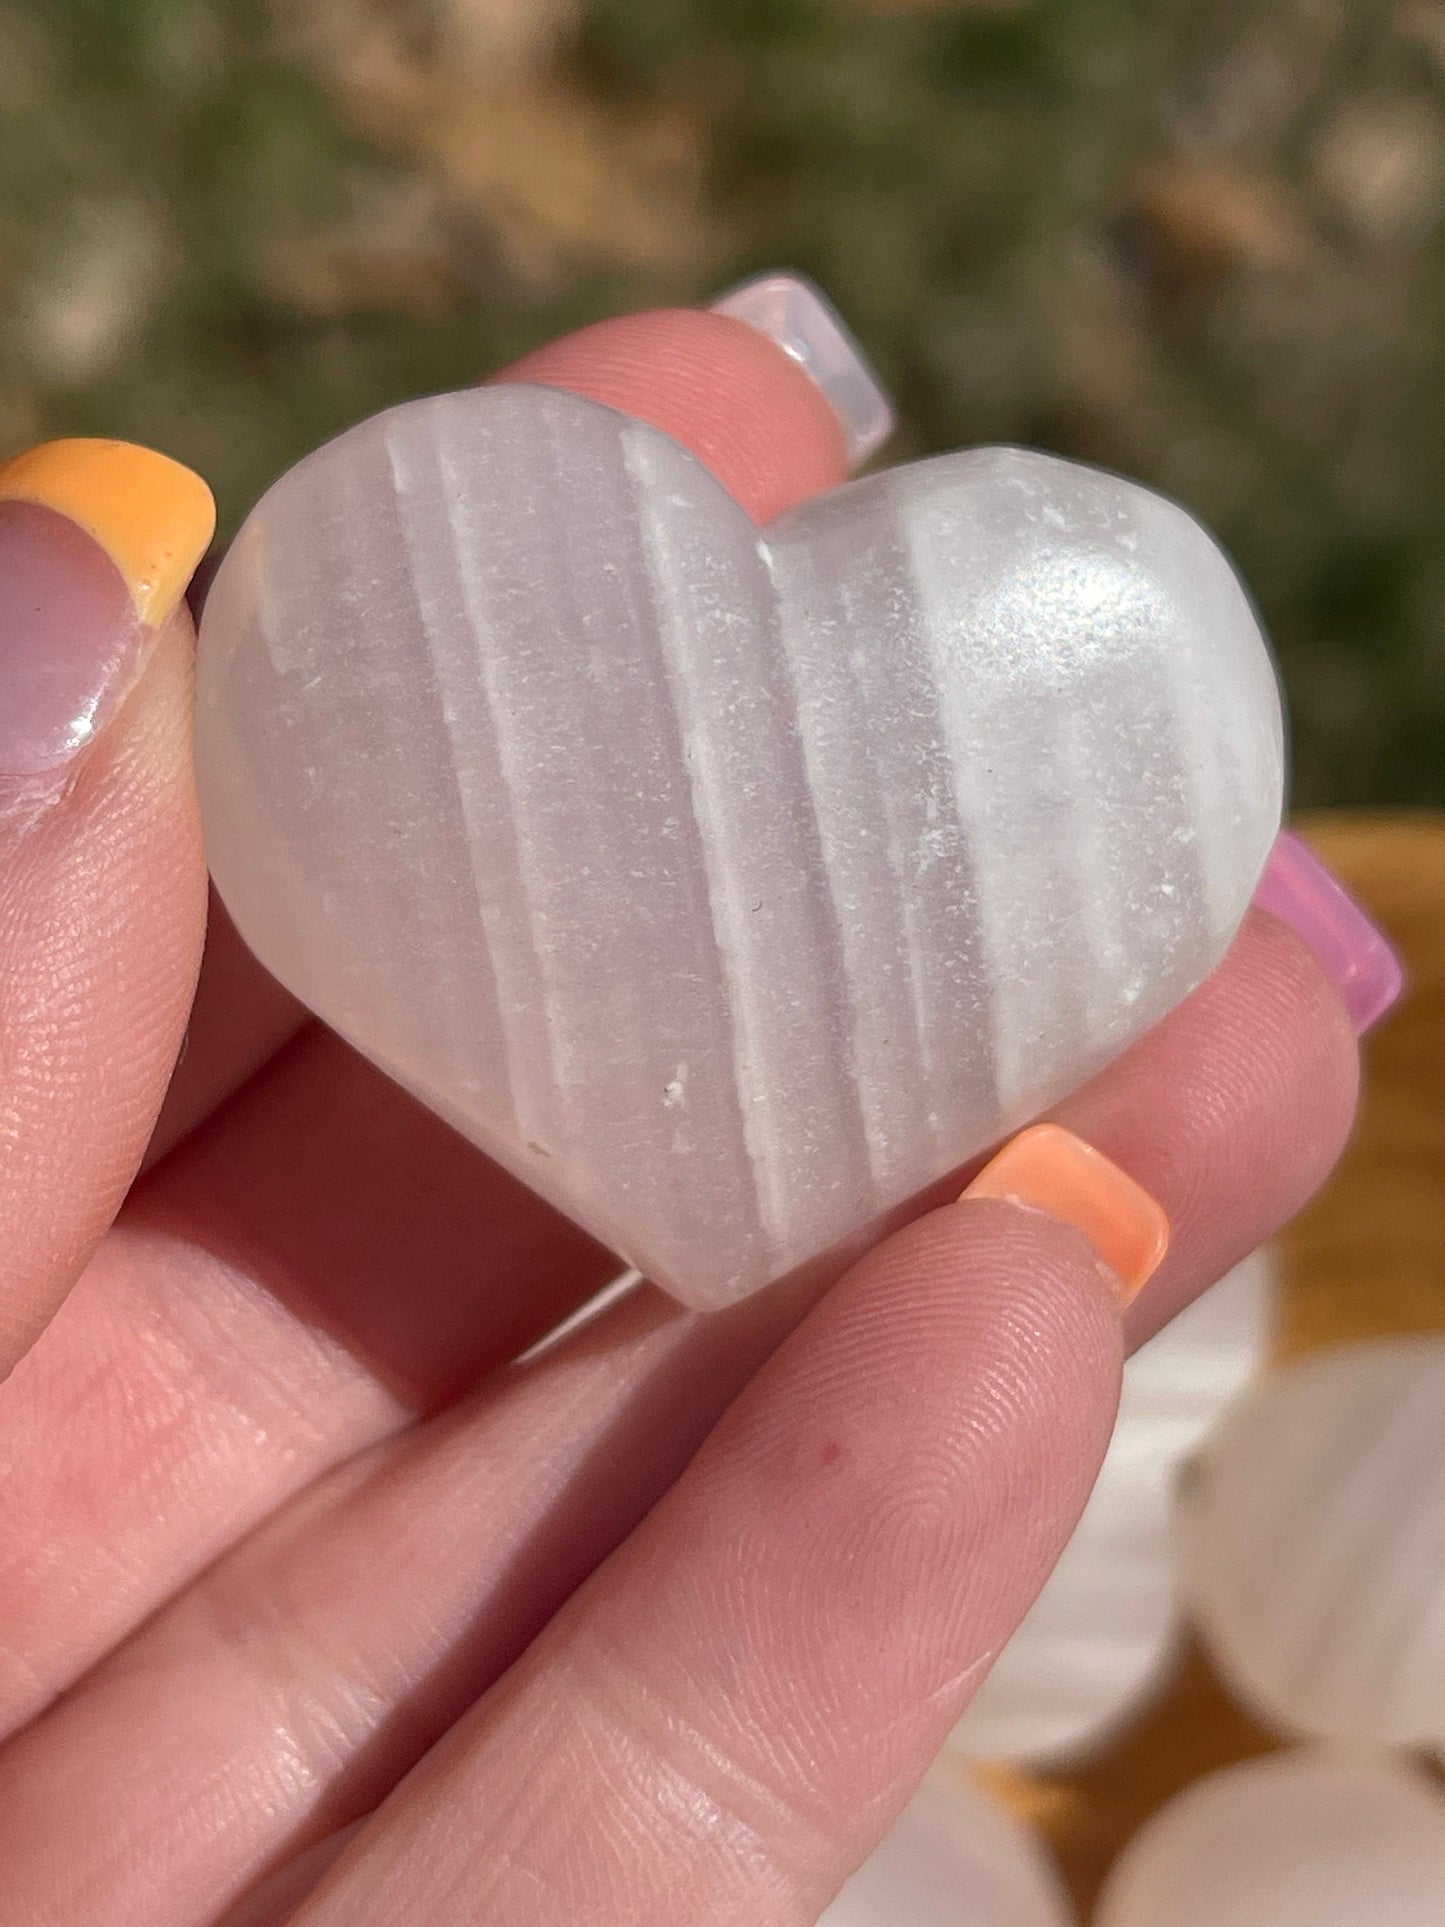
196, 385, 1283, 1309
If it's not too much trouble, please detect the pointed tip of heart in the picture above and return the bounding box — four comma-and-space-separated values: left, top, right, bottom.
711, 272, 895, 468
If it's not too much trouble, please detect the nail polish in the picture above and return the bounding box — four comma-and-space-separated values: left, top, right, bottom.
712, 271, 895, 467
1254, 829, 1404, 1035
959, 1124, 1171, 1305
0, 439, 215, 781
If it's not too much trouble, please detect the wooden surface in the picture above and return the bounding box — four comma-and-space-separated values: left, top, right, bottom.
972, 811, 1445, 1914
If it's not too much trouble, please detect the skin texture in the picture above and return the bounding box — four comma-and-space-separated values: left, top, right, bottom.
0, 311, 1359, 1926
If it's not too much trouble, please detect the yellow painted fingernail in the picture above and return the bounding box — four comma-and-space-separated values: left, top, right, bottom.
959, 1124, 1170, 1306
0, 438, 215, 779
0, 437, 215, 626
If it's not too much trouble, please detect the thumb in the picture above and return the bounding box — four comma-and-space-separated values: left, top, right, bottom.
0, 438, 213, 1368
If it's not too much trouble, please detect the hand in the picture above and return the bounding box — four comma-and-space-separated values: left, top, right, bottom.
0, 311, 1365, 1925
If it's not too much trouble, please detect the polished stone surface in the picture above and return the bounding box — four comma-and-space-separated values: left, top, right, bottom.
197, 384, 1283, 1308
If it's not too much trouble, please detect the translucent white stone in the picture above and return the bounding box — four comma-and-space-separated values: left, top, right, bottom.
196, 385, 1283, 1309
818, 1775, 1076, 1926
1095, 1749, 1445, 1927
947, 1250, 1273, 1767
1178, 1336, 1445, 1749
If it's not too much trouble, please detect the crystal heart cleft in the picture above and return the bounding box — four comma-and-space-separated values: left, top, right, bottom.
196, 385, 1283, 1309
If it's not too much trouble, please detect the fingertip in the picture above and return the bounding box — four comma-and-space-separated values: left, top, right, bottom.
1254, 828, 1406, 1036
498, 307, 852, 523
958, 1124, 1170, 1308
711, 271, 895, 467
1239, 901, 1367, 1070
1077, 907, 1363, 1346
0, 438, 214, 630
582, 1188, 1124, 1901
782, 1191, 1126, 1487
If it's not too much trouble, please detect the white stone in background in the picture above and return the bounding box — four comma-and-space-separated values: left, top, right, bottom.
1094, 1749, 1445, 1927
1178, 1336, 1445, 1750
196, 385, 1282, 1310
818, 1776, 1076, 1926
947, 1251, 1273, 1767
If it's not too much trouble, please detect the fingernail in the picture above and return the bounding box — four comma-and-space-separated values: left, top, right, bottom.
0, 438, 215, 781
959, 1123, 1170, 1307
711, 271, 895, 468
1253, 829, 1405, 1035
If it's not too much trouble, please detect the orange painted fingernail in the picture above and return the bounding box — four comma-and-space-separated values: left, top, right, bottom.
959, 1124, 1170, 1306
0, 438, 214, 779
0, 438, 214, 625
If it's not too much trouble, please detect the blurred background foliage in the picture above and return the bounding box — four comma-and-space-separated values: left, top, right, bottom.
1, 0, 1442, 804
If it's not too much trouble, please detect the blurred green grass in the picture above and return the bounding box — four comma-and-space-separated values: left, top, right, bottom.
3, 0, 1443, 804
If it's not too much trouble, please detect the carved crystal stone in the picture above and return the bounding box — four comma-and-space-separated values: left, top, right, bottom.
196, 384, 1283, 1309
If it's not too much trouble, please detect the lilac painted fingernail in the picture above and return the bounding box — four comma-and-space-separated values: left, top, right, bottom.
711, 271, 895, 468
1254, 829, 1405, 1033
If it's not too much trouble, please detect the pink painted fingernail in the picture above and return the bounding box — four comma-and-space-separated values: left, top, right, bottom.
1254, 829, 1405, 1034
711, 272, 895, 468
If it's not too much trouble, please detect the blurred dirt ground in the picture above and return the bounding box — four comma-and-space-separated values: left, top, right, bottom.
2, 0, 1442, 805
